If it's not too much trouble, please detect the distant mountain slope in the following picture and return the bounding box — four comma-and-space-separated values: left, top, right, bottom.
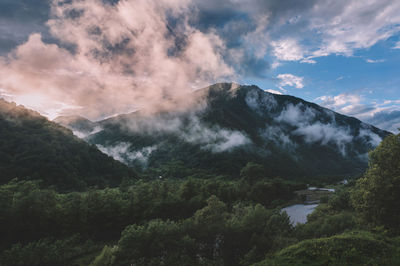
54, 115, 96, 133
58, 83, 390, 180
0, 99, 136, 190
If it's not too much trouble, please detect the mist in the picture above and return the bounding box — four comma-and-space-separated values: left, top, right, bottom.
0, 0, 235, 120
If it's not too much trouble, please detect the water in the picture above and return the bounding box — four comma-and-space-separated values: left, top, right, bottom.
281, 204, 318, 225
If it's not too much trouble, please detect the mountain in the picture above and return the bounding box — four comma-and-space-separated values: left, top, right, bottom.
53, 115, 98, 137
0, 99, 136, 190
57, 83, 390, 180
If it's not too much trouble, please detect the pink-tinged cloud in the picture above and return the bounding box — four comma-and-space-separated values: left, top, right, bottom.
0, 0, 234, 119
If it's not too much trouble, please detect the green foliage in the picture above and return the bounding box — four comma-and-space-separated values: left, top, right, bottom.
0, 99, 397, 266
295, 209, 357, 240
256, 231, 400, 266
0, 99, 135, 190
0, 177, 300, 252
113, 197, 294, 266
116, 220, 197, 266
0, 235, 101, 266
0, 99, 136, 190
89, 245, 118, 266
240, 162, 266, 183
352, 134, 400, 231
88, 84, 389, 180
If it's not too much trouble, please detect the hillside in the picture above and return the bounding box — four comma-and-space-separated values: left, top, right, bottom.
0, 99, 136, 190
60, 83, 390, 180
53, 115, 99, 138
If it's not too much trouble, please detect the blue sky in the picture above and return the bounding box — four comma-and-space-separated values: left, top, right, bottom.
0, 0, 399, 132
244, 36, 400, 132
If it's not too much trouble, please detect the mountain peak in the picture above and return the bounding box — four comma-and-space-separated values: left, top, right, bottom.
83, 83, 390, 179
202, 82, 263, 95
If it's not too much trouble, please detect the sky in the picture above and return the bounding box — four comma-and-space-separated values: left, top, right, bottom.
0, 0, 399, 132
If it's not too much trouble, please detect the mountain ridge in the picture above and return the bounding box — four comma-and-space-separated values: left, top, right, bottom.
54, 83, 389, 180
0, 99, 136, 190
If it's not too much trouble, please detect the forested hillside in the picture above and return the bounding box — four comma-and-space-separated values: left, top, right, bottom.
81, 83, 390, 180
0, 99, 136, 190
1, 131, 400, 265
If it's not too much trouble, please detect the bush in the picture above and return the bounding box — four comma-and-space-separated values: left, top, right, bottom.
352, 134, 400, 231
255, 231, 400, 266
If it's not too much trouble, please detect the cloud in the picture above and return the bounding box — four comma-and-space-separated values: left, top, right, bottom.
72, 126, 103, 139
277, 74, 304, 89
0, 0, 51, 53
358, 128, 382, 147
316, 93, 361, 109
366, 59, 385, 63
394, 41, 400, 49
274, 102, 374, 156
364, 110, 400, 133
265, 89, 282, 95
114, 110, 251, 153
271, 38, 304, 61
275, 103, 316, 126
1, 0, 400, 122
316, 93, 400, 132
261, 125, 293, 149
0, 0, 234, 120
240, 0, 400, 62
209, 0, 400, 65
97, 142, 157, 166
245, 88, 278, 112
316, 93, 379, 120
339, 104, 376, 117
294, 122, 353, 155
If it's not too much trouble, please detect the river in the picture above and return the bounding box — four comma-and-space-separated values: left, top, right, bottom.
281, 204, 319, 225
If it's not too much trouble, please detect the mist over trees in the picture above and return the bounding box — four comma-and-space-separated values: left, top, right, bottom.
2, 132, 400, 265
1, 92, 400, 265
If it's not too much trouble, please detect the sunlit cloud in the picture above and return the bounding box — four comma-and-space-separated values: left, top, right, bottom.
0, 0, 235, 119
277, 74, 304, 89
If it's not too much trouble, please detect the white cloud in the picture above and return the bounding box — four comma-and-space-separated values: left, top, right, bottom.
261, 1, 400, 63
0, 0, 235, 120
265, 89, 282, 95
273, 102, 364, 155
277, 74, 304, 89
245, 88, 278, 112
293, 122, 353, 155
366, 59, 385, 63
316, 93, 361, 109
300, 58, 317, 64
97, 143, 157, 166
316, 92, 400, 132
276, 103, 316, 126
119, 112, 251, 153
383, 99, 400, 105
307, 1, 400, 58
271, 38, 305, 61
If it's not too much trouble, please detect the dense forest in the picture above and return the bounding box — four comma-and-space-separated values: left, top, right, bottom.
0, 99, 136, 190
1, 130, 400, 265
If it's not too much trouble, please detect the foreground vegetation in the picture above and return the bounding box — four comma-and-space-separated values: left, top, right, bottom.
1, 119, 399, 265
0, 176, 303, 265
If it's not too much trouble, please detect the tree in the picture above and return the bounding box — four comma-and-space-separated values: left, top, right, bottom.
240, 162, 266, 184
351, 133, 400, 230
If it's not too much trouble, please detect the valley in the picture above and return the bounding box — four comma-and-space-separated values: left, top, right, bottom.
1, 86, 399, 265
1, 0, 400, 264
